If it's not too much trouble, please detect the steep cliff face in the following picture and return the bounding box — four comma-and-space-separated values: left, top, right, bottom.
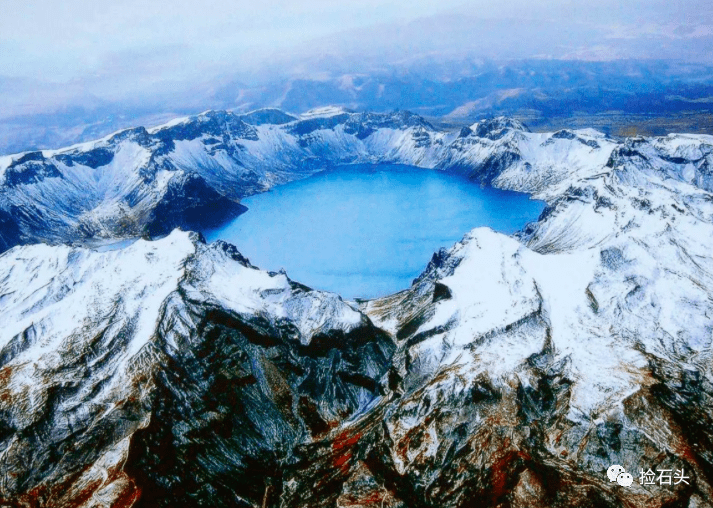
1, 111, 713, 507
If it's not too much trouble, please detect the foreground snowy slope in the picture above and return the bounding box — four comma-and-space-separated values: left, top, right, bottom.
360, 156, 713, 507
1, 111, 713, 506
0, 231, 394, 507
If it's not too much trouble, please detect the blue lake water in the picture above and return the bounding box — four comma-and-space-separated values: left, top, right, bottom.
205, 164, 545, 300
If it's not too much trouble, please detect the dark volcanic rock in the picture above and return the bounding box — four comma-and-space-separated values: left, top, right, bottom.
155, 110, 258, 143
71, 147, 116, 169
144, 172, 247, 237
4, 152, 62, 186
0, 208, 22, 252
473, 117, 530, 140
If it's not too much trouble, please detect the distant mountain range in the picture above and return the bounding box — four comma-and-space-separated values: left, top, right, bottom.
3, 59, 713, 154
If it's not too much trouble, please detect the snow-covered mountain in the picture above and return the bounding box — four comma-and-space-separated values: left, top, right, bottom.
2, 107, 712, 255
1, 109, 713, 507
0, 230, 397, 506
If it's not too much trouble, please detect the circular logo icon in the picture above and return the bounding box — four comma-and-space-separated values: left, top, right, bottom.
617, 472, 633, 487
607, 465, 625, 482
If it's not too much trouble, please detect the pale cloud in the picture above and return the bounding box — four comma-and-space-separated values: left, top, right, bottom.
605, 22, 713, 40
0, 0, 712, 112
0, 0, 470, 82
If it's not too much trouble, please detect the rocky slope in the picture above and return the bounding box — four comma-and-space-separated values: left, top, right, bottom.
1, 111, 713, 507
359, 170, 713, 507
0, 231, 394, 507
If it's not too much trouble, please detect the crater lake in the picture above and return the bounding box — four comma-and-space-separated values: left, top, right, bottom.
205, 164, 545, 299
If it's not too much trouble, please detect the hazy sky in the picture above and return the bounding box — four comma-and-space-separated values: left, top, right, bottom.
1, 1, 469, 82
3, 1, 712, 80
1, 0, 712, 113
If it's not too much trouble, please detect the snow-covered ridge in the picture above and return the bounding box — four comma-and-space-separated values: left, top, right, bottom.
354, 124, 713, 506
1, 108, 712, 254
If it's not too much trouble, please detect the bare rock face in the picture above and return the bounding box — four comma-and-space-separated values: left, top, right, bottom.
1, 113, 713, 507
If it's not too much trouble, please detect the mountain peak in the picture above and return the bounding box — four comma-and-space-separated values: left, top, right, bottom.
300, 106, 352, 119
238, 108, 298, 125
471, 116, 530, 140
